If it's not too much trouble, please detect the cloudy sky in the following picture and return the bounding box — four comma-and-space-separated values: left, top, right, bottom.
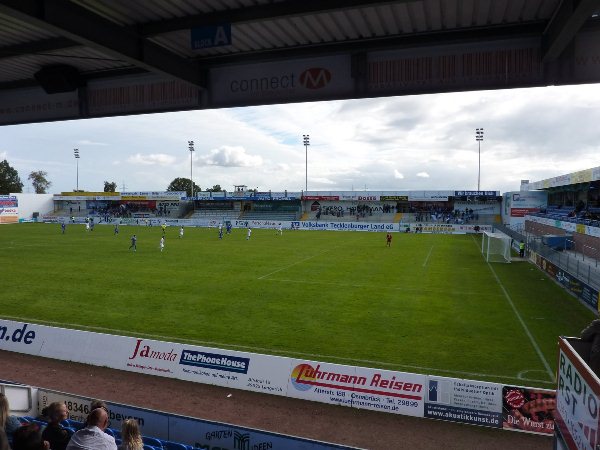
1, 83, 599, 195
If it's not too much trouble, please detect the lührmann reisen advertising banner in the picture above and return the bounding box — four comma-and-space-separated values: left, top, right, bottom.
556, 338, 600, 450
424, 376, 502, 428
286, 360, 425, 417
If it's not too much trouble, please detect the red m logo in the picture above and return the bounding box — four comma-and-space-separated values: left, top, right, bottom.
299, 68, 332, 89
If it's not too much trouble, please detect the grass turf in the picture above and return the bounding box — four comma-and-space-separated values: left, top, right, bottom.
0, 222, 594, 387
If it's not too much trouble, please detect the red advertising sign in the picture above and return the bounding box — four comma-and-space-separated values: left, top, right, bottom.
302, 196, 339, 201
511, 207, 540, 217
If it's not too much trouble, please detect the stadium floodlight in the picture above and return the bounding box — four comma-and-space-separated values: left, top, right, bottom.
73, 148, 80, 191
481, 231, 511, 263
188, 140, 195, 201
475, 128, 484, 191
303, 134, 310, 191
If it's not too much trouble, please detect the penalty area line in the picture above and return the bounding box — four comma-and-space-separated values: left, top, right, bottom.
423, 246, 434, 267
1, 314, 553, 385
471, 236, 555, 383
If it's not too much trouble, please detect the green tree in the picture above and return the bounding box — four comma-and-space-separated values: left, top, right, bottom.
166, 177, 201, 197
104, 181, 117, 192
206, 184, 223, 192
28, 170, 51, 194
0, 160, 23, 194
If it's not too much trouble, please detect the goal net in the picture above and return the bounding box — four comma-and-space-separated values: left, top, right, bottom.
481, 231, 511, 263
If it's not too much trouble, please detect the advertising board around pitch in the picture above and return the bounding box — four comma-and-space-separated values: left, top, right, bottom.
424, 376, 503, 428
556, 338, 600, 450
287, 360, 425, 417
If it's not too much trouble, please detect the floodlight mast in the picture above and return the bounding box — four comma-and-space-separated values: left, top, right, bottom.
188, 140, 195, 202
73, 148, 80, 191
303, 134, 310, 191
475, 128, 484, 191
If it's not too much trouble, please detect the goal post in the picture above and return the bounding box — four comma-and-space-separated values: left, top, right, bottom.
481, 231, 512, 263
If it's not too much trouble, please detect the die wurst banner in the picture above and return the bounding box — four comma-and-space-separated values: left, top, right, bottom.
0, 319, 553, 434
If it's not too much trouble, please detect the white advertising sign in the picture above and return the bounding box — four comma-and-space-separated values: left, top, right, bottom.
556, 340, 600, 450
287, 360, 425, 417
0, 87, 79, 125
210, 55, 353, 105
38, 390, 169, 438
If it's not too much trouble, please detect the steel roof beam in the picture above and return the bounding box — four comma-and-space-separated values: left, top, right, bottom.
0, 37, 78, 60
0, 0, 205, 88
138, 0, 418, 37
198, 21, 547, 66
542, 0, 600, 62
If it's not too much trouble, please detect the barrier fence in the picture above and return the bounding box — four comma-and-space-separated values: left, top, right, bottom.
0, 319, 554, 438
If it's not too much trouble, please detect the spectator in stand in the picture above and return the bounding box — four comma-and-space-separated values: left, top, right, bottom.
580, 319, 600, 377
12, 424, 50, 450
41, 402, 70, 450
0, 428, 8, 450
0, 392, 22, 437
82, 400, 108, 427
66, 408, 116, 450
118, 419, 143, 450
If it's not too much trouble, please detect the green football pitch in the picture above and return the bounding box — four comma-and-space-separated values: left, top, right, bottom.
0, 223, 594, 387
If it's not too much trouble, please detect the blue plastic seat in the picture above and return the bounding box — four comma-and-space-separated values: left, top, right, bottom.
143, 436, 163, 448
64, 419, 83, 428
162, 442, 188, 450
104, 428, 115, 437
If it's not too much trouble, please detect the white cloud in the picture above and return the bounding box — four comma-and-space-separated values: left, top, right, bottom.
394, 170, 404, 179
76, 139, 108, 146
198, 146, 262, 167
127, 153, 176, 166
416, 172, 430, 178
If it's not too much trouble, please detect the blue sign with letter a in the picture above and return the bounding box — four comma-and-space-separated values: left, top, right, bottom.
191, 24, 232, 49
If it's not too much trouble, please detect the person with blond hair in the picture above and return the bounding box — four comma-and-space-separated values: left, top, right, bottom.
41, 402, 69, 450
0, 392, 21, 436
118, 419, 143, 450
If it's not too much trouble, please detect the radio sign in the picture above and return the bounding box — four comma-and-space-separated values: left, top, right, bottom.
191, 24, 232, 49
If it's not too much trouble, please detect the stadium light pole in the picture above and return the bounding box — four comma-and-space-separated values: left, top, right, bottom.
73, 148, 80, 191
188, 140, 195, 201
303, 134, 310, 191
475, 128, 484, 191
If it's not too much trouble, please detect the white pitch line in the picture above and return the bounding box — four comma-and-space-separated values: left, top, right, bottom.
257, 247, 337, 280
471, 237, 556, 382
423, 245, 434, 267
1, 314, 553, 385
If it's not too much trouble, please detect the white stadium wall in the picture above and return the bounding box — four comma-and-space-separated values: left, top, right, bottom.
12, 193, 54, 220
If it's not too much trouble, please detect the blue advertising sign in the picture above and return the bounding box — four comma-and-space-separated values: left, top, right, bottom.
191, 24, 231, 49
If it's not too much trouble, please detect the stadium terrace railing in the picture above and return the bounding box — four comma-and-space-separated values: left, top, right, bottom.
527, 238, 600, 292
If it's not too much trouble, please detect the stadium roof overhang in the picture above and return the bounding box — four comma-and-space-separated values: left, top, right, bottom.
1, 0, 600, 126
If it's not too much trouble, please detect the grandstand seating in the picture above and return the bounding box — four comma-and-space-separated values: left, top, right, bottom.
240, 210, 298, 221
189, 209, 240, 221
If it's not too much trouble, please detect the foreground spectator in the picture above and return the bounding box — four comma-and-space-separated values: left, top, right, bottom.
12, 424, 49, 450
82, 400, 108, 428
0, 393, 21, 436
66, 408, 117, 450
118, 419, 143, 450
0, 429, 8, 450
41, 402, 70, 450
